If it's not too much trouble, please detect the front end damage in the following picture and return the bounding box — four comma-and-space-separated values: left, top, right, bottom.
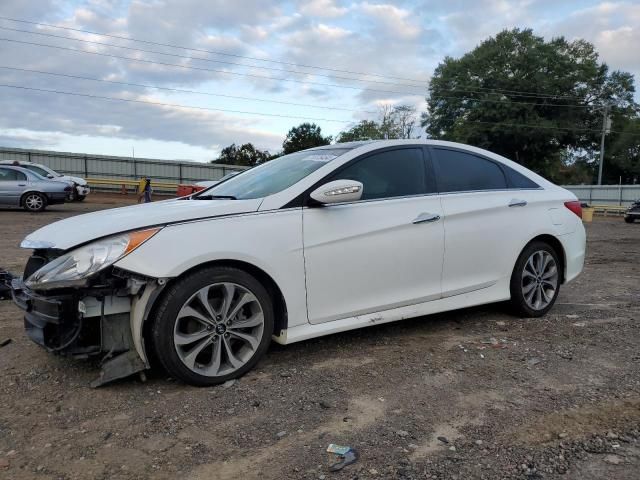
5, 249, 166, 387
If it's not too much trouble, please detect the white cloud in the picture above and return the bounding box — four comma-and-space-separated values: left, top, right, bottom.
0, 0, 637, 160
299, 0, 349, 18
357, 2, 421, 40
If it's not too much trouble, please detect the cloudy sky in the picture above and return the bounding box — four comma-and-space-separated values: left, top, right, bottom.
0, 0, 638, 161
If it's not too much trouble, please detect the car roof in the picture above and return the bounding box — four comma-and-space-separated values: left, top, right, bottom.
0, 160, 51, 169
0, 164, 31, 171
310, 141, 376, 151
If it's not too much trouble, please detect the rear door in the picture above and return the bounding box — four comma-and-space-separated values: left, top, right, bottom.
303, 146, 445, 324
430, 147, 540, 297
0, 168, 27, 206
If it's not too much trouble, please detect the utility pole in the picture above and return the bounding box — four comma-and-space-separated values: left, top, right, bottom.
597, 104, 611, 185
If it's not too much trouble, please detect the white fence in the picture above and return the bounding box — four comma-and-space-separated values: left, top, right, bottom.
562, 185, 640, 206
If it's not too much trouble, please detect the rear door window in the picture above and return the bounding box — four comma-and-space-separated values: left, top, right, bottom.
432, 148, 507, 193
0, 168, 25, 181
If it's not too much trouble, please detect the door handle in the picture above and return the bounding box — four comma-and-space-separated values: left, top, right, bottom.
18, 184, 26, 187
508, 199, 527, 207
412, 212, 441, 224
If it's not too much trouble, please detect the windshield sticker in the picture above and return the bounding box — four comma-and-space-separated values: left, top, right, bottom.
302, 154, 337, 163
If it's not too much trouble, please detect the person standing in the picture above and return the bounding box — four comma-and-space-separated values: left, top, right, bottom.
138, 177, 153, 203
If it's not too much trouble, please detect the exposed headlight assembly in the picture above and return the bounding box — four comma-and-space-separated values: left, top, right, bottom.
25, 228, 160, 290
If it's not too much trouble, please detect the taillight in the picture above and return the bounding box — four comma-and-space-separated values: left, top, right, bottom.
564, 201, 582, 219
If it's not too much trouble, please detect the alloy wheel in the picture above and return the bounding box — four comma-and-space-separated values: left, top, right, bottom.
173, 282, 265, 377
25, 194, 44, 211
521, 250, 558, 310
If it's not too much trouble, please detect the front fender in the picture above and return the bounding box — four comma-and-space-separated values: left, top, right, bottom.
114, 210, 308, 328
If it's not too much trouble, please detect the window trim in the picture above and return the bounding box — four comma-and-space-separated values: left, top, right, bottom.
298, 145, 435, 207
428, 146, 542, 194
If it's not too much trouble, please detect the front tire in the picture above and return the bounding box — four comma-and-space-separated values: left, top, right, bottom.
510, 241, 561, 317
151, 266, 274, 386
75, 195, 86, 202
22, 192, 47, 212
624, 216, 634, 223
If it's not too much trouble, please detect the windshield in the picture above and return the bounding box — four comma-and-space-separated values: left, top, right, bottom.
25, 165, 51, 177
199, 147, 353, 200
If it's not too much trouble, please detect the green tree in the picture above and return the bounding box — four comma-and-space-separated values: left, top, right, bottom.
282, 123, 331, 154
422, 28, 637, 181
336, 105, 419, 143
603, 113, 640, 184
212, 143, 271, 167
336, 120, 384, 142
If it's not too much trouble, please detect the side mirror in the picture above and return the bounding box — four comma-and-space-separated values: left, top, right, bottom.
47, 174, 54, 178
310, 180, 363, 205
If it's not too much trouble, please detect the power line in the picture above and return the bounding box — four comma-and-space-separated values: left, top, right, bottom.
1, 65, 594, 111
0, 16, 597, 102
456, 119, 640, 137
428, 92, 591, 109
0, 37, 425, 97
5, 82, 639, 137
0, 83, 353, 123
0, 36, 599, 109
0, 34, 598, 106
0, 15, 428, 84
441, 86, 589, 101
3, 82, 637, 141
0, 26, 426, 89
0, 65, 379, 114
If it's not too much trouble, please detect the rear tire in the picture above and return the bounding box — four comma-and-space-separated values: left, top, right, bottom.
509, 241, 561, 317
22, 192, 47, 212
150, 266, 273, 386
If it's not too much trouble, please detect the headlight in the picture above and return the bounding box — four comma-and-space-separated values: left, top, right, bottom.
25, 228, 160, 290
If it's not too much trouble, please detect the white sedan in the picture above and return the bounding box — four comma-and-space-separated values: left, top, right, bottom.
9, 140, 585, 386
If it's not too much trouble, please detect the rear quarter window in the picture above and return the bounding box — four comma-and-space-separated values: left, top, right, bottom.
503, 165, 540, 189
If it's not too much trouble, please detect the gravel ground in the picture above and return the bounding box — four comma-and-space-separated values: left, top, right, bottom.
1, 196, 639, 480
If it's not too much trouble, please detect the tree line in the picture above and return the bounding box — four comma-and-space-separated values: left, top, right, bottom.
212, 29, 639, 184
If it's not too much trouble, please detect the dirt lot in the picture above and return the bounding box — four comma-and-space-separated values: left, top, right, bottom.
1, 196, 639, 480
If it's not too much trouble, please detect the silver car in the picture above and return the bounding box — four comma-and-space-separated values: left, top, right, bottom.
0, 160, 91, 201
0, 165, 73, 212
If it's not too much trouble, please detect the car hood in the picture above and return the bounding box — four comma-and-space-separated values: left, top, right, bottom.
22, 198, 263, 250
58, 175, 87, 185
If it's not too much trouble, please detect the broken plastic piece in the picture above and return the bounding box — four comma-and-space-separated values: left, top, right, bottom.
329, 448, 358, 472
326, 444, 351, 455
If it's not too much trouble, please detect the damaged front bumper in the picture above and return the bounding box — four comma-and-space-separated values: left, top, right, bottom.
5, 271, 165, 387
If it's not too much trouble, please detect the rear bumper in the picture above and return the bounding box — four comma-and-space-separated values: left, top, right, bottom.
559, 222, 586, 284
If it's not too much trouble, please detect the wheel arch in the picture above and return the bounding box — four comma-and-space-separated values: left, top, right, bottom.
146, 259, 288, 337
520, 234, 567, 284
20, 190, 47, 207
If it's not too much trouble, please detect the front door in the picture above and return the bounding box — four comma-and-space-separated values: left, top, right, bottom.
303, 147, 445, 324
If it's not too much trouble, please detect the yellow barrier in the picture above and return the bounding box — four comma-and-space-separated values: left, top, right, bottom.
590, 204, 627, 216
582, 207, 594, 222
86, 177, 180, 192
